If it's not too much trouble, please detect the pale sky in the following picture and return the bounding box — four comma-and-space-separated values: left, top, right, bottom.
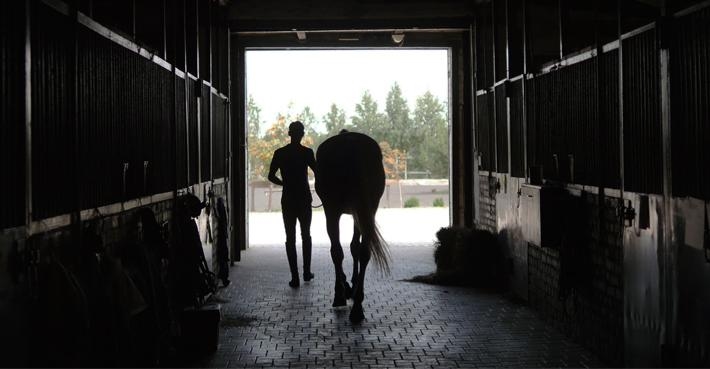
245, 49, 450, 134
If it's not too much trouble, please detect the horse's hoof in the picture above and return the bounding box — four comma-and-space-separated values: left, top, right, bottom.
349, 305, 365, 323
332, 296, 347, 307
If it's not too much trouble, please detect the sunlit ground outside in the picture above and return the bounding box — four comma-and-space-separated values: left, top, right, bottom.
248, 207, 449, 247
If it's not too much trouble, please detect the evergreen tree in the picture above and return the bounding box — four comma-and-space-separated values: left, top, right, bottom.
384, 82, 413, 152
323, 103, 348, 135
296, 106, 318, 137
351, 91, 386, 140
247, 95, 262, 139
247, 95, 263, 180
412, 91, 448, 178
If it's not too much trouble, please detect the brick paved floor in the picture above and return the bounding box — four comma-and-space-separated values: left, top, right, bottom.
198, 244, 604, 368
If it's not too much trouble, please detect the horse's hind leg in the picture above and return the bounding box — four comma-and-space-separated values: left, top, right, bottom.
326, 209, 347, 307
349, 235, 370, 323
349, 225, 361, 296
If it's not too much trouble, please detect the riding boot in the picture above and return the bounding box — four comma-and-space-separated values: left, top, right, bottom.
286, 242, 299, 287
302, 236, 314, 281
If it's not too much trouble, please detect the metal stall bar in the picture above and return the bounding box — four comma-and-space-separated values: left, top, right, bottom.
659, 0, 677, 357
25, 0, 33, 228
617, 0, 625, 201
470, 20, 480, 223
521, 0, 528, 182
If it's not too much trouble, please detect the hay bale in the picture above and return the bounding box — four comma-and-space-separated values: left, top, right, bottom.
432, 226, 506, 289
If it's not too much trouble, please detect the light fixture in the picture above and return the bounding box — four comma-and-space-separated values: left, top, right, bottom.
391, 31, 405, 44
296, 31, 306, 41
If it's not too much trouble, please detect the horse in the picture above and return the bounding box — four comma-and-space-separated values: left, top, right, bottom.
315, 131, 389, 323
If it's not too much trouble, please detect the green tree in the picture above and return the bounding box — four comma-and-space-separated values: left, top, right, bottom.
384, 82, 413, 152
351, 91, 386, 139
247, 95, 262, 138
412, 91, 448, 178
247, 95, 264, 180
323, 103, 348, 135
296, 106, 318, 137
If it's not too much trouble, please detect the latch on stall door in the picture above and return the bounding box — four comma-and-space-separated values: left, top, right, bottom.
122, 162, 130, 199
143, 160, 150, 194
622, 199, 636, 228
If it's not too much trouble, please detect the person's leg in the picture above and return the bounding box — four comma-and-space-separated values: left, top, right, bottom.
282, 204, 299, 287
298, 205, 314, 281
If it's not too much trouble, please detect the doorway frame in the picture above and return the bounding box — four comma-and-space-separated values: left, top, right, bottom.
229, 29, 477, 252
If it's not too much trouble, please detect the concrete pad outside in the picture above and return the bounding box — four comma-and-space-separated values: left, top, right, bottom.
248, 207, 450, 248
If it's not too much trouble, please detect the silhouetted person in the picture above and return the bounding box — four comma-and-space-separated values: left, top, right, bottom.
268, 121, 316, 288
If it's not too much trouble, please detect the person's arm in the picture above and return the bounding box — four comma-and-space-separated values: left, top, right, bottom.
307, 149, 316, 176
268, 151, 283, 186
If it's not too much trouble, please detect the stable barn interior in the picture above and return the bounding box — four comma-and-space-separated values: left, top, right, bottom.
1, 0, 710, 367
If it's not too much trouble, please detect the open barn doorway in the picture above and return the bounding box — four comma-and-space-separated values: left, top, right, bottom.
244, 48, 452, 248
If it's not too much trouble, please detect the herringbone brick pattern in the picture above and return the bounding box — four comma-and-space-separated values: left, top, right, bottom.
199, 244, 604, 368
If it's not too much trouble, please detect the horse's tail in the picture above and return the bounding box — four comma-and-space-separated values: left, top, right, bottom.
353, 201, 390, 274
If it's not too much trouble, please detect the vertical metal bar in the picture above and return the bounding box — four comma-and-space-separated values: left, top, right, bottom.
522, 0, 528, 182
470, 21, 480, 223
558, 0, 563, 59
195, 0, 201, 185
131, 0, 136, 39
25, 0, 33, 226
208, 0, 212, 85
450, 44, 461, 226
595, 2, 606, 192
162, 0, 167, 60
491, 0, 497, 83
505, 0, 510, 79
229, 31, 241, 260
226, 26, 231, 187
69, 0, 82, 235
171, 3, 178, 198
618, 0, 625, 197
195, 0, 200, 79
197, 85, 202, 185
659, 1, 677, 356
236, 40, 247, 252
491, 1, 498, 173
504, 0, 511, 174
184, 0, 190, 186
208, 0, 213, 182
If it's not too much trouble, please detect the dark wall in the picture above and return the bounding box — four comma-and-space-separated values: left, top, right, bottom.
24, 0, 231, 222
474, 0, 710, 366
1, 1, 27, 229
1, 2, 233, 365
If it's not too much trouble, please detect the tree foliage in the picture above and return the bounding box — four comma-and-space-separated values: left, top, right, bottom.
247, 95, 262, 139
247, 83, 449, 181
384, 82, 414, 152
412, 91, 448, 178
351, 91, 386, 140
247, 113, 315, 180
323, 103, 348, 135
379, 141, 407, 180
